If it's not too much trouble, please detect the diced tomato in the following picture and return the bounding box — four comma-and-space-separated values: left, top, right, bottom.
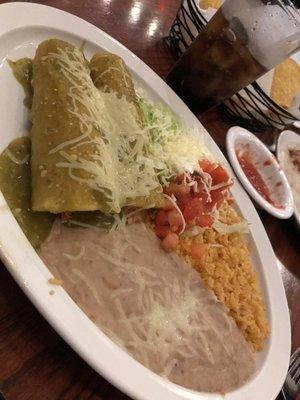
183, 198, 203, 221
164, 182, 190, 197
155, 225, 171, 239
158, 162, 230, 236
210, 189, 225, 209
190, 242, 207, 259
177, 193, 192, 208
163, 198, 175, 211
167, 209, 182, 228
155, 210, 169, 226
199, 159, 216, 174
195, 214, 213, 228
194, 189, 209, 204
210, 165, 229, 185
175, 173, 185, 183
193, 176, 204, 192
176, 184, 191, 197
161, 233, 179, 252
163, 183, 174, 195
170, 225, 182, 234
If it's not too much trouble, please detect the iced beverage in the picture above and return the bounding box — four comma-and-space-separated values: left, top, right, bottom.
166, 0, 300, 114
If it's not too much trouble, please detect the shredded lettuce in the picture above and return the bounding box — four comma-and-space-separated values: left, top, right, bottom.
139, 98, 182, 146
181, 226, 207, 237
138, 94, 215, 186
180, 220, 249, 238
212, 220, 250, 235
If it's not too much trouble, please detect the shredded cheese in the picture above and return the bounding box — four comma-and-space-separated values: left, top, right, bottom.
4, 148, 29, 165
72, 269, 102, 304
63, 246, 85, 261
43, 47, 162, 213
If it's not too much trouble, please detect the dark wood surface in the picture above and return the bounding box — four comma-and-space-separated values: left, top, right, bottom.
0, 1, 299, 399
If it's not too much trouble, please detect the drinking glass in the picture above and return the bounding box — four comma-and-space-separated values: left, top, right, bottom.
166, 0, 300, 114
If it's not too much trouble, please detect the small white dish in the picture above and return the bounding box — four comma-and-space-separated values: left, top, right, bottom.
277, 128, 300, 227
226, 126, 294, 219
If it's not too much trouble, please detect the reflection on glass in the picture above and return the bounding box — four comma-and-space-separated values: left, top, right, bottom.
147, 19, 159, 37
129, 1, 143, 24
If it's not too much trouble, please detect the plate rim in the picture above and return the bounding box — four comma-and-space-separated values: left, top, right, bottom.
277, 129, 300, 226
0, 2, 291, 400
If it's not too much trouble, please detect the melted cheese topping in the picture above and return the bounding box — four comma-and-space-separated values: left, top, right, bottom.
43, 47, 161, 212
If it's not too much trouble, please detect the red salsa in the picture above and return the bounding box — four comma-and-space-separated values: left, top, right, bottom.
236, 150, 281, 208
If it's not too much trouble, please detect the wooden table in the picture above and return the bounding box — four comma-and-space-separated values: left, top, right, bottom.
0, 1, 299, 399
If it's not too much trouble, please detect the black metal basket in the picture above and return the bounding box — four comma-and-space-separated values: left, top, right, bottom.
165, 0, 298, 132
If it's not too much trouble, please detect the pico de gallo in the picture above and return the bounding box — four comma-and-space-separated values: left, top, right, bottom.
153, 160, 233, 255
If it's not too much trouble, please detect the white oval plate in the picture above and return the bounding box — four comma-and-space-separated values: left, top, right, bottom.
277, 129, 300, 227
0, 3, 290, 400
